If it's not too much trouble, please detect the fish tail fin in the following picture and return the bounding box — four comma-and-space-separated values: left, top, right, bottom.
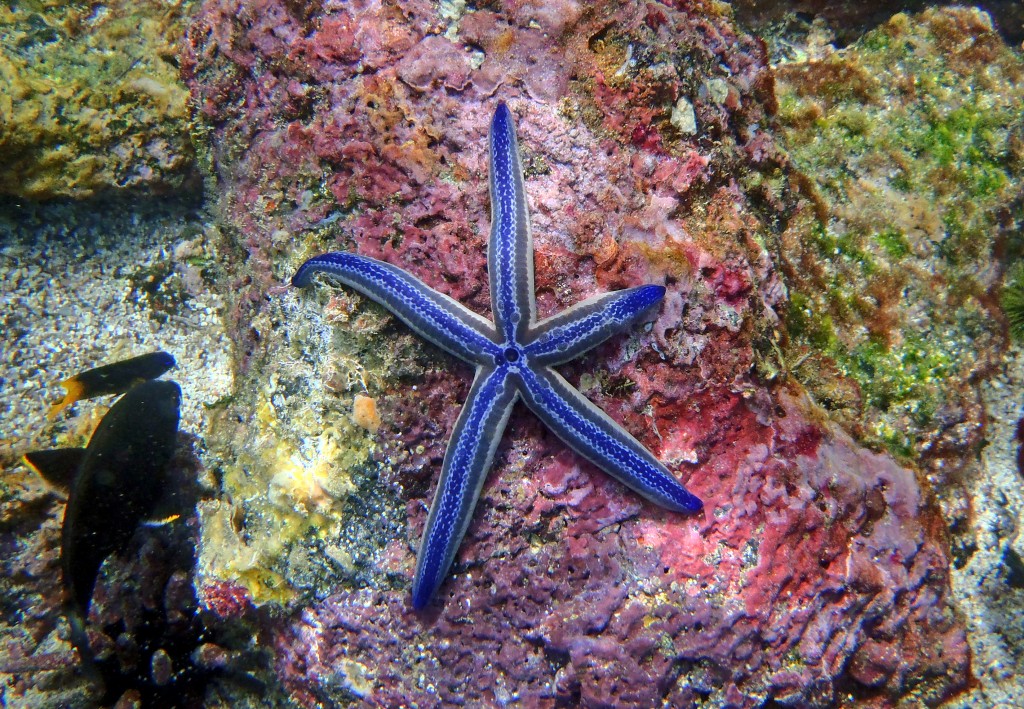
47, 379, 86, 420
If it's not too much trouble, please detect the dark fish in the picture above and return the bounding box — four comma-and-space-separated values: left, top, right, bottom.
48, 351, 176, 419
61, 379, 181, 612
26, 380, 182, 670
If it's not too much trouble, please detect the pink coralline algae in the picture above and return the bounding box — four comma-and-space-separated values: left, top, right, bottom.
183, 0, 970, 705
199, 578, 256, 620
276, 390, 968, 706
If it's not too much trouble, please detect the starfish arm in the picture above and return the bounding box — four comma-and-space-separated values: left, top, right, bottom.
293, 252, 501, 365
412, 365, 519, 609
523, 285, 666, 366
519, 366, 702, 513
488, 102, 536, 342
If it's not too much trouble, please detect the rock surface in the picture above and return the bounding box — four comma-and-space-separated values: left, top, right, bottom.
180, 1, 981, 705
0, 0, 198, 199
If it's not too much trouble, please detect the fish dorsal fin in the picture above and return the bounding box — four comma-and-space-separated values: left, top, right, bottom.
22, 449, 86, 492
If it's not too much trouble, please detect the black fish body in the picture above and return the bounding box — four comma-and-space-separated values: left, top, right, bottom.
61, 379, 182, 613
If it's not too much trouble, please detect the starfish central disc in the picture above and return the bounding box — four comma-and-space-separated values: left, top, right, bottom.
292, 103, 703, 610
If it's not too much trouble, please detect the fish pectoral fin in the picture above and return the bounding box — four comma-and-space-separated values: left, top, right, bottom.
140, 483, 193, 528
141, 513, 181, 527
22, 449, 86, 492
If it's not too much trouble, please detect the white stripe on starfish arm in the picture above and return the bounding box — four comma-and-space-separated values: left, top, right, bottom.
518, 366, 702, 514
412, 364, 519, 609
524, 285, 666, 366
293, 252, 501, 365
488, 102, 536, 342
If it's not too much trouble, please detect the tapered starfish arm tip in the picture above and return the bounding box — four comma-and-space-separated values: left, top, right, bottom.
294, 103, 702, 610
412, 365, 518, 610
525, 284, 666, 366
520, 366, 702, 514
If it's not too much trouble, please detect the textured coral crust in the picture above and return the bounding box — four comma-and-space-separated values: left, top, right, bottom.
730, 0, 1024, 46
773, 8, 1022, 488
199, 579, 255, 620
182, 0, 970, 705
276, 391, 968, 707
0, 0, 197, 199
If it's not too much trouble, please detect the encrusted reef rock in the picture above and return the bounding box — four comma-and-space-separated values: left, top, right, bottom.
774, 7, 1024, 559
273, 389, 968, 707
730, 0, 1024, 46
0, 0, 198, 199
183, 0, 977, 705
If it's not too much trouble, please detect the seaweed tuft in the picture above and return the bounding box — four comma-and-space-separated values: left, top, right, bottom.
1002, 263, 1024, 343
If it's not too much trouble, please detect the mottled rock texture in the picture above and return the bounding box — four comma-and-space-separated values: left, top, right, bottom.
774, 7, 1024, 585
0, 0, 198, 199
731, 0, 1023, 46
182, 0, 976, 705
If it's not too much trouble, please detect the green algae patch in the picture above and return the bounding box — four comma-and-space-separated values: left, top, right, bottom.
0, 0, 198, 199
1002, 263, 1024, 344
1003, 264, 1024, 344
774, 7, 1023, 459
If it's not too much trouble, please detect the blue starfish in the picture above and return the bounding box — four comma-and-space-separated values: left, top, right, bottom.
293, 103, 702, 609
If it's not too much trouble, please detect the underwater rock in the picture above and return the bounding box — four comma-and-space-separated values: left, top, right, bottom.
182, 0, 973, 704
274, 389, 968, 706
0, 0, 198, 200
773, 7, 1024, 544
730, 0, 1024, 47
